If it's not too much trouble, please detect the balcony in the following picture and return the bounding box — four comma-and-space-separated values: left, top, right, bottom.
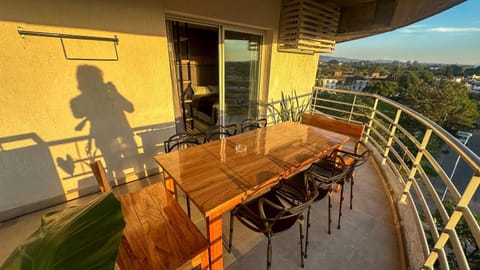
0, 149, 401, 269
1, 87, 478, 269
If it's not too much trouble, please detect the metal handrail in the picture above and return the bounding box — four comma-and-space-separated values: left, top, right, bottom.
317, 87, 480, 172
295, 87, 480, 269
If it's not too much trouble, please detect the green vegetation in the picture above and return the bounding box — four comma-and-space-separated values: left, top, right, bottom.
264, 90, 311, 122
318, 60, 480, 268
318, 60, 480, 133
1, 192, 125, 270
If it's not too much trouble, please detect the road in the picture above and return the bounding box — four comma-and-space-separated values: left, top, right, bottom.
438, 130, 480, 212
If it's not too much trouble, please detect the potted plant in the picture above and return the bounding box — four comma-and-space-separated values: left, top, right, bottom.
264, 90, 311, 123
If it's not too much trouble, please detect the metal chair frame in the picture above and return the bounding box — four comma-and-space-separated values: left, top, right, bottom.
203, 124, 237, 142
240, 118, 267, 132
228, 177, 318, 270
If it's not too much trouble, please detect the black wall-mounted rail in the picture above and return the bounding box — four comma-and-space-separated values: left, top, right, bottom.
17, 27, 118, 43
17, 27, 119, 61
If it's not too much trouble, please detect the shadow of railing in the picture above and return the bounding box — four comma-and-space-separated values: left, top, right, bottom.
0, 122, 175, 222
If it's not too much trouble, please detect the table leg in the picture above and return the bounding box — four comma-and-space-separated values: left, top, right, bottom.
162, 170, 177, 198
206, 213, 223, 270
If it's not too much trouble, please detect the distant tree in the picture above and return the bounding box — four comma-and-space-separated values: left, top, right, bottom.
363, 80, 398, 97
414, 66, 435, 84
387, 65, 403, 82
373, 64, 387, 76
439, 81, 479, 131
464, 66, 480, 76
399, 79, 478, 132
436, 65, 464, 78
398, 70, 423, 94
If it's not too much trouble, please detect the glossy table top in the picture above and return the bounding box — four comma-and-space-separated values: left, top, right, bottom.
154, 121, 349, 216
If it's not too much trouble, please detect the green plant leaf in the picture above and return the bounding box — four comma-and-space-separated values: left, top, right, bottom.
1, 192, 125, 270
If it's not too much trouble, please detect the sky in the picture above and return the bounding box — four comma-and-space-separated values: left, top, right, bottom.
331, 0, 480, 66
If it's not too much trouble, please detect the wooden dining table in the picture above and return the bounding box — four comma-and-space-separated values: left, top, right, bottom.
154, 121, 349, 269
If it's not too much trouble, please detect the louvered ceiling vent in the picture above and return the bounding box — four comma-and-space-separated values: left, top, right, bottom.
278, 0, 340, 54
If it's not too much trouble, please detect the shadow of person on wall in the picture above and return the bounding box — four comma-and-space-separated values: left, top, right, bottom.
70, 65, 140, 183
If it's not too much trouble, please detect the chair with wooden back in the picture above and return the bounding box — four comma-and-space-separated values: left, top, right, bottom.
89, 161, 210, 270
301, 113, 364, 140
164, 133, 202, 153
90, 160, 112, 193
203, 124, 237, 142
240, 118, 267, 132
301, 112, 370, 230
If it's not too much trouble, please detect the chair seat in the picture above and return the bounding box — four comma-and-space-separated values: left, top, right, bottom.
326, 152, 355, 166
233, 190, 299, 235
277, 173, 330, 203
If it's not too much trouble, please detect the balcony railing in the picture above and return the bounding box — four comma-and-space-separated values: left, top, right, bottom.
267, 87, 480, 269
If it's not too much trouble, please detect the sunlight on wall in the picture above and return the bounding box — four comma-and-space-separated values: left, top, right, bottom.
0, 1, 176, 215
1, 0, 322, 220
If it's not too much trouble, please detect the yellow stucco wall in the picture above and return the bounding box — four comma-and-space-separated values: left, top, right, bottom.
1, 0, 176, 218
0, 0, 320, 220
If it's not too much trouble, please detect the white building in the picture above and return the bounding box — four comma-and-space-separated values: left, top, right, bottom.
319, 78, 338, 89
352, 79, 370, 91
469, 80, 480, 93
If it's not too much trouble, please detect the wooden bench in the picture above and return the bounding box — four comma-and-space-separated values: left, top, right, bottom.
90, 161, 209, 270
301, 113, 365, 140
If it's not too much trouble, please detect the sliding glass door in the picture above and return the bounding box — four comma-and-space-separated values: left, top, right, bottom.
167, 20, 262, 133
223, 31, 262, 127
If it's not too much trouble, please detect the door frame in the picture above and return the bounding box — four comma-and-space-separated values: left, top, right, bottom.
165, 16, 266, 131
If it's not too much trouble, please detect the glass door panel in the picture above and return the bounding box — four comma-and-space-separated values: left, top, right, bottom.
224, 31, 261, 128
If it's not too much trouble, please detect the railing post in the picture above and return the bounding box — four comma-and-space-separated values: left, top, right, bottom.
424, 174, 480, 269
311, 87, 319, 113
348, 94, 357, 122
400, 128, 432, 203
381, 109, 402, 165
363, 97, 378, 144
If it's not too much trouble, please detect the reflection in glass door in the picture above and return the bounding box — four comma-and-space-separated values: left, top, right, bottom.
166, 20, 262, 134
224, 31, 262, 127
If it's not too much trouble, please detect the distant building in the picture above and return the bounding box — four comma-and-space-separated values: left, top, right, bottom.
352, 79, 370, 91
469, 80, 480, 93
319, 78, 338, 89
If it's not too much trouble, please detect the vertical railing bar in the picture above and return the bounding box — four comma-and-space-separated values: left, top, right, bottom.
449, 229, 470, 270
311, 87, 319, 113
382, 109, 402, 165
410, 174, 449, 269
400, 129, 432, 203
416, 165, 450, 226
311, 87, 480, 269
424, 174, 480, 268
405, 191, 432, 260
455, 174, 480, 246
348, 94, 357, 122
364, 97, 378, 144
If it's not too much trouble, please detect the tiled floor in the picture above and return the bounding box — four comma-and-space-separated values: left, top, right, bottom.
0, 158, 402, 269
